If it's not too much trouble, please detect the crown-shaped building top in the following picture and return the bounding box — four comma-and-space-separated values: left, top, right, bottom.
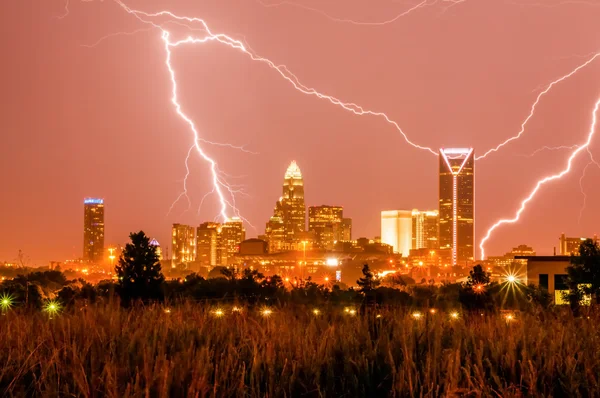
284, 161, 303, 179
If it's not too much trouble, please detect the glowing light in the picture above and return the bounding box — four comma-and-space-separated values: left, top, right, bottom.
0, 293, 14, 312
506, 275, 517, 283
450, 311, 459, 319
412, 312, 422, 319
344, 307, 356, 316
474, 284, 485, 293
212, 308, 225, 317
232, 306, 242, 313
505, 313, 515, 322
477, 52, 600, 160
84, 198, 103, 205
480, 97, 600, 259
376, 314, 382, 319
44, 300, 61, 317
312, 309, 320, 316
429, 308, 437, 314
164, 308, 172, 314
324, 277, 329, 282
377, 270, 396, 278
261, 308, 273, 317
325, 258, 339, 267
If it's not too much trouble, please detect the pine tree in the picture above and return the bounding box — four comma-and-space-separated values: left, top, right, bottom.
115, 231, 164, 305
357, 263, 380, 293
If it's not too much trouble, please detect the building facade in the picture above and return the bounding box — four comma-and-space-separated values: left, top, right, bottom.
196, 222, 223, 267
412, 209, 439, 250
308, 205, 349, 250
381, 210, 412, 256
83, 198, 105, 263
439, 148, 475, 266
281, 161, 306, 242
221, 217, 246, 259
559, 233, 598, 255
172, 223, 196, 264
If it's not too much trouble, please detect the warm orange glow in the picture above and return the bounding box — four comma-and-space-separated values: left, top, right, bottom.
429, 308, 436, 314
412, 312, 422, 319
450, 311, 459, 319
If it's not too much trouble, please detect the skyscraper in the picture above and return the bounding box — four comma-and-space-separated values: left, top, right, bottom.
412, 210, 439, 250
83, 198, 105, 263
308, 205, 343, 250
196, 222, 223, 266
381, 210, 412, 256
221, 217, 246, 259
171, 223, 196, 263
196, 219, 245, 266
281, 161, 306, 242
439, 148, 475, 265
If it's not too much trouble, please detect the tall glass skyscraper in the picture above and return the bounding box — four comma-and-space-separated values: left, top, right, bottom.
83, 198, 105, 263
439, 148, 475, 266
281, 161, 306, 242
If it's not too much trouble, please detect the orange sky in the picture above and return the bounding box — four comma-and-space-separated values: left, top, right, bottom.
1, 0, 599, 264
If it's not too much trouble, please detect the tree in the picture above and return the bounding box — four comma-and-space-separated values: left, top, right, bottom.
565, 239, 600, 307
115, 231, 164, 305
357, 264, 380, 293
466, 264, 491, 287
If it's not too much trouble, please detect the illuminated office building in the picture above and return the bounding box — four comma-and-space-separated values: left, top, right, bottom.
340, 218, 352, 241
412, 209, 439, 250
172, 223, 196, 263
439, 148, 475, 266
221, 217, 246, 258
196, 219, 245, 266
281, 161, 306, 241
196, 222, 224, 266
308, 205, 346, 250
559, 233, 598, 255
381, 210, 412, 256
149, 238, 162, 260
83, 198, 105, 263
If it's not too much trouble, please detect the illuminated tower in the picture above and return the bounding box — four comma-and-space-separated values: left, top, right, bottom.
308, 205, 344, 249
83, 198, 105, 263
381, 210, 412, 256
281, 161, 306, 242
439, 148, 475, 266
412, 210, 439, 250
196, 222, 224, 266
171, 223, 196, 264
221, 217, 246, 260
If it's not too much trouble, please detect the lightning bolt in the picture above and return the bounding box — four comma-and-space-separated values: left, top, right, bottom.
256, 0, 431, 26
479, 96, 600, 260
55, 0, 70, 20
113, 0, 437, 222
518, 145, 579, 157
476, 52, 600, 160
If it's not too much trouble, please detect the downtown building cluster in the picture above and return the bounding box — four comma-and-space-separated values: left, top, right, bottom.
381, 148, 475, 268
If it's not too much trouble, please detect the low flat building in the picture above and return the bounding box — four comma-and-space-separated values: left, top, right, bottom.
516, 256, 570, 304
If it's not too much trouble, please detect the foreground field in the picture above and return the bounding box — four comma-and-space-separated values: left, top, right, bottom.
0, 303, 599, 397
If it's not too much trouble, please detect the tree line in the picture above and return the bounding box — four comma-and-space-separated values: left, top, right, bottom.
2, 231, 599, 313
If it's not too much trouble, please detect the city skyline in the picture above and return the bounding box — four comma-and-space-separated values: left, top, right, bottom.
2, 1, 600, 264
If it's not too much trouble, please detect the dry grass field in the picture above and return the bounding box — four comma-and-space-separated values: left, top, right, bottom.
0, 303, 598, 397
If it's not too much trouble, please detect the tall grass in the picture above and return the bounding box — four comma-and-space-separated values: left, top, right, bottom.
1, 303, 599, 397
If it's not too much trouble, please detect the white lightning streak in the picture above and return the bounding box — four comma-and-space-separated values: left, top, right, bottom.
479, 96, 600, 260
476, 52, 600, 160
167, 145, 194, 217
256, 0, 431, 26
115, 0, 437, 221
518, 145, 579, 157
577, 160, 594, 224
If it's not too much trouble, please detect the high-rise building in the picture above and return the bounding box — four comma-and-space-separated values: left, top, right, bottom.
196, 222, 223, 266
439, 148, 475, 266
381, 210, 412, 256
412, 210, 439, 250
264, 214, 285, 253
559, 233, 598, 255
196, 219, 245, 266
308, 205, 343, 250
149, 238, 162, 260
340, 218, 352, 241
83, 198, 105, 263
172, 223, 195, 263
221, 217, 246, 258
281, 161, 306, 241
